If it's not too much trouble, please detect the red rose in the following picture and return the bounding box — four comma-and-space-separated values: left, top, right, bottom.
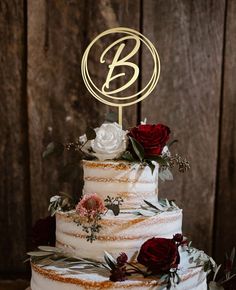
129, 124, 170, 156
137, 237, 180, 274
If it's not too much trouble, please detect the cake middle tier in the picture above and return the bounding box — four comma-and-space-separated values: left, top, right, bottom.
56, 209, 182, 262
82, 160, 159, 209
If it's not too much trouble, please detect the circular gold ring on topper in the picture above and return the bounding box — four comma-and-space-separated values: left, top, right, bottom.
81, 27, 160, 126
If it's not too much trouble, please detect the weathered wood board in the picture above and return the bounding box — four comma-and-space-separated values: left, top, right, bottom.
214, 0, 236, 263
0, 0, 29, 273
28, 0, 140, 224
1, 0, 236, 276
141, 0, 225, 254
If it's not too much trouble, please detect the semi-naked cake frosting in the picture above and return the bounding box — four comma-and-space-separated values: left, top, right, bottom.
30, 159, 209, 290
83, 160, 159, 209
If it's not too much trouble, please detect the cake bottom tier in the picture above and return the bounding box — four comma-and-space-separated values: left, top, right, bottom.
31, 263, 207, 290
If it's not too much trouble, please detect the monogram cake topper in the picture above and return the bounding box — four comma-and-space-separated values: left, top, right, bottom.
81, 27, 160, 126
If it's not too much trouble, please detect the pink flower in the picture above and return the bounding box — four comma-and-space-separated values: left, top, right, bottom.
76, 193, 107, 218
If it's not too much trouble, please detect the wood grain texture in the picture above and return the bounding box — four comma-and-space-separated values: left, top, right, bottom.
141, 0, 225, 253
28, 0, 140, 224
0, 0, 29, 272
214, 0, 236, 263
0, 280, 29, 290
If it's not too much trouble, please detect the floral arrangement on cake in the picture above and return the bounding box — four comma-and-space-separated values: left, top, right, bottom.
27, 233, 216, 289
44, 120, 190, 181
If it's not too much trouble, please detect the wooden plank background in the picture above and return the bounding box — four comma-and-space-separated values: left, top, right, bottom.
0, 0, 235, 276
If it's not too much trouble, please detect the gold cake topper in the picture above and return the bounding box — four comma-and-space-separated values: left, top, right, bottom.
81, 27, 160, 126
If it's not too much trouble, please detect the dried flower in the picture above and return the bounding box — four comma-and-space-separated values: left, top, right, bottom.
110, 267, 127, 282
76, 193, 107, 219
173, 234, 183, 243
117, 253, 128, 266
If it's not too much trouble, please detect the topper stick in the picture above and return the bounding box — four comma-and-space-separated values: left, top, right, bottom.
118, 106, 122, 126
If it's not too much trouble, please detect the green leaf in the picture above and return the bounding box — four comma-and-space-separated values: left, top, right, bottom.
27, 251, 53, 257
159, 168, 173, 181
145, 160, 155, 174
105, 112, 117, 123
121, 151, 135, 162
230, 247, 235, 264
168, 139, 178, 148
143, 200, 164, 211
129, 136, 145, 162
135, 209, 156, 217
213, 264, 222, 281
86, 127, 96, 140
106, 204, 120, 216
147, 155, 168, 166
38, 246, 63, 253
42, 142, 64, 159
104, 251, 116, 270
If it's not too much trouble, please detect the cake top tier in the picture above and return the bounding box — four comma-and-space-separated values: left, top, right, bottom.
82, 159, 159, 210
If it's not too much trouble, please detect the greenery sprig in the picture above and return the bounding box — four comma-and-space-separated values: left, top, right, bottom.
104, 196, 124, 216
121, 136, 190, 180
26, 246, 109, 271
74, 214, 103, 243
134, 199, 179, 217
48, 193, 75, 216
121, 136, 167, 174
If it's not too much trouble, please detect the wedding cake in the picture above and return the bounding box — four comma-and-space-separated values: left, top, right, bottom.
28, 122, 214, 290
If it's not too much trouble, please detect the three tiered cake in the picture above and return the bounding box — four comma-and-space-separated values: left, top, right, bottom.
29, 122, 214, 290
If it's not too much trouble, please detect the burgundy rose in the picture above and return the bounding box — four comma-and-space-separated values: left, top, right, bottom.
129, 124, 170, 156
137, 237, 180, 274
31, 216, 56, 247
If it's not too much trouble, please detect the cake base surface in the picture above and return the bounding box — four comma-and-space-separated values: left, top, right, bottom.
31, 262, 207, 290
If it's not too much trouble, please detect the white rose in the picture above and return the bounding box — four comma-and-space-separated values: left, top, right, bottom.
91, 122, 127, 161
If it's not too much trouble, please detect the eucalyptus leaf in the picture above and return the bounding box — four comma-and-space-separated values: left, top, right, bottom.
213, 264, 222, 282
144, 200, 162, 211
146, 155, 168, 166
121, 151, 135, 162
230, 247, 235, 264
27, 251, 53, 257
104, 251, 116, 270
159, 274, 169, 283
135, 209, 156, 217
38, 246, 63, 253
129, 136, 145, 162
208, 281, 224, 290
145, 160, 155, 174
86, 127, 96, 140
42, 142, 64, 159
159, 168, 173, 181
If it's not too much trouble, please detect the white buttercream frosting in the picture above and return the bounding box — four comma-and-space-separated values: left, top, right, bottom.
55, 209, 182, 262
31, 258, 207, 290
82, 160, 159, 209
